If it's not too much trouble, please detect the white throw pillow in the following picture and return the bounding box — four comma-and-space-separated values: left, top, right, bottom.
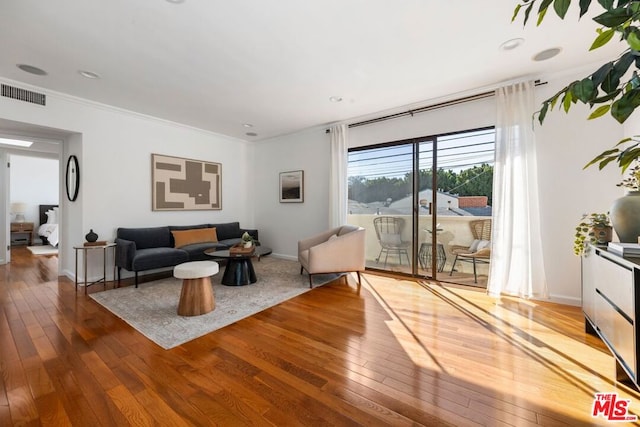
476, 240, 491, 250
468, 239, 481, 252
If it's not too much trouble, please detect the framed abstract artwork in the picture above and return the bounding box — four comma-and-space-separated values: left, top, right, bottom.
152, 153, 222, 211
279, 170, 304, 203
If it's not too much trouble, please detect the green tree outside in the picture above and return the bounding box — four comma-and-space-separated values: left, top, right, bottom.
348, 164, 493, 206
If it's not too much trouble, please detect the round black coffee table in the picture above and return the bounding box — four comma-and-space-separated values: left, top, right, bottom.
205, 246, 272, 286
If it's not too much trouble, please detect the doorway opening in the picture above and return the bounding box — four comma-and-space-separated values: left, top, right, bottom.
1, 133, 62, 266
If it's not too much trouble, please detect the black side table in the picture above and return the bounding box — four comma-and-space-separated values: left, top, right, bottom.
205, 246, 272, 286
418, 242, 447, 272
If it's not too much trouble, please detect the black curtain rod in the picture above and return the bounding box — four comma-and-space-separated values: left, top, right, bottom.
325, 80, 546, 133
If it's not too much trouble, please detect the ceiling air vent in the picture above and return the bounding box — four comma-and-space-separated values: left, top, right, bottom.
1, 84, 46, 106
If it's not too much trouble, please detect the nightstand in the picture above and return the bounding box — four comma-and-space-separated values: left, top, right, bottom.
11, 222, 34, 246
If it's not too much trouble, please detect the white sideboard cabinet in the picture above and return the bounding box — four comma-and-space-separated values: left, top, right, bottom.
582, 245, 640, 390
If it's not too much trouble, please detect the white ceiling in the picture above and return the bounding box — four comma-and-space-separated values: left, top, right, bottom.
0, 1, 626, 141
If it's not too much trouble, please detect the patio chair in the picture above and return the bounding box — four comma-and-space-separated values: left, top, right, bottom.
373, 216, 411, 268
449, 219, 492, 283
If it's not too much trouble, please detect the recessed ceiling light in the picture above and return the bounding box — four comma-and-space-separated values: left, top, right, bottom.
78, 70, 101, 79
17, 64, 47, 76
0, 137, 33, 147
243, 123, 253, 128
499, 38, 524, 51
329, 96, 343, 103
246, 132, 258, 137
166, 0, 185, 3
532, 47, 562, 62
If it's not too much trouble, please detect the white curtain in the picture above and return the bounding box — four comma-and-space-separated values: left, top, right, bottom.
329, 124, 348, 228
488, 81, 548, 299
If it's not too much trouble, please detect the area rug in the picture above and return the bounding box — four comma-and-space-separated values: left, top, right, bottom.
27, 245, 58, 256
89, 257, 339, 349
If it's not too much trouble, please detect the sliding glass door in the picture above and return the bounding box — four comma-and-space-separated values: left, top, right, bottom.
348, 143, 415, 274
348, 127, 495, 286
416, 139, 441, 278
436, 129, 495, 286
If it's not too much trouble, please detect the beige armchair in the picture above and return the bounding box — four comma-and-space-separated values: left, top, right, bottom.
298, 225, 366, 289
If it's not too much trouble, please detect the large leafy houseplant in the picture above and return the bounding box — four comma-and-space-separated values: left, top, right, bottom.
512, 0, 640, 173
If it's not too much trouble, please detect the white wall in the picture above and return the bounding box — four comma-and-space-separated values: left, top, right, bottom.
348, 96, 495, 148
9, 154, 59, 226
534, 77, 623, 305
624, 109, 640, 139
61, 134, 82, 277
253, 127, 330, 259
0, 78, 253, 281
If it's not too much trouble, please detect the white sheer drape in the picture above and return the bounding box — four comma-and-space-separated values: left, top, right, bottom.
329, 124, 348, 228
488, 81, 548, 299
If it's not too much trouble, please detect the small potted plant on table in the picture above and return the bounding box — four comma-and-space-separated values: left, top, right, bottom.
574, 213, 612, 256
242, 232, 254, 248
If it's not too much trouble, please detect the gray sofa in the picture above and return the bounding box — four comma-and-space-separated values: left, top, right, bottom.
115, 222, 258, 287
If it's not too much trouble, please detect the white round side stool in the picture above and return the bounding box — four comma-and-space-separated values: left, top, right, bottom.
173, 261, 219, 316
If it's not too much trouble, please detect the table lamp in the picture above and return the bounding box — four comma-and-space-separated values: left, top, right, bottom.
11, 202, 27, 222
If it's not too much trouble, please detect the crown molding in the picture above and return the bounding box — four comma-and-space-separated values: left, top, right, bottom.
0, 76, 248, 144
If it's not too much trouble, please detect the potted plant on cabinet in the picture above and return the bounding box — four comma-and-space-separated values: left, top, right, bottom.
574, 213, 612, 256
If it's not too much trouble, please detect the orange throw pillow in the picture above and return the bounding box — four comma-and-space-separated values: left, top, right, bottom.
172, 228, 218, 248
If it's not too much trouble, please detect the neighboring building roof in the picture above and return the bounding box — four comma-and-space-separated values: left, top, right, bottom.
459, 206, 493, 216
389, 189, 459, 210
348, 190, 492, 217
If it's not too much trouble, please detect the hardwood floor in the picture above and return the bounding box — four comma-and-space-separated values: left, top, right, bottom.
1, 247, 639, 426
366, 260, 489, 289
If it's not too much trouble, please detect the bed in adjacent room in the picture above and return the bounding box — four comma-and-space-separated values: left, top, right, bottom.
38, 204, 59, 247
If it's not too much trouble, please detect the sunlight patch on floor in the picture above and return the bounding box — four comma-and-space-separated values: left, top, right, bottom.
360, 273, 640, 423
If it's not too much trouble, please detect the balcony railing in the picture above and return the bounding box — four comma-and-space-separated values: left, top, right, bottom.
347, 214, 491, 283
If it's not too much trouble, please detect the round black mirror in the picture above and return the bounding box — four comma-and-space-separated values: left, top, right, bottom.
66, 155, 80, 201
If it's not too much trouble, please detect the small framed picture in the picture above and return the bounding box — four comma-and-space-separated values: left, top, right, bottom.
279, 170, 304, 203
